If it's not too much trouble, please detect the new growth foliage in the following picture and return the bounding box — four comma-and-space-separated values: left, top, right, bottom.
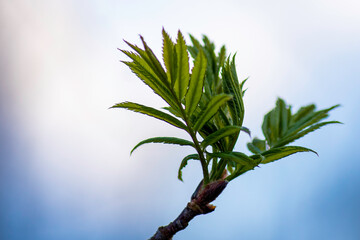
111, 29, 340, 239
112, 28, 340, 185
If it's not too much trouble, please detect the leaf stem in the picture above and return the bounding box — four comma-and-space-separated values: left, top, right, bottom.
179, 105, 210, 185
167, 79, 210, 185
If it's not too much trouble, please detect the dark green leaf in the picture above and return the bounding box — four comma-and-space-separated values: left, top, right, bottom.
277, 98, 289, 137
111, 102, 187, 130
274, 121, 342, 147
291, 104, 316, 124
285, 104, 340, 138
251, 146, 317, 164
163, 106, 182, 118
201, 126, 250, 149
178, 154, 200, 181
208, 151, 257, 168
131, 137, 195, 154
139, 35, 169, 85
247, 138, 267, 154
247, 142, 262, 154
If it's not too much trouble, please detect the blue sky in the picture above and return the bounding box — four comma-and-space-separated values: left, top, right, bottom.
1, 0, 359, 239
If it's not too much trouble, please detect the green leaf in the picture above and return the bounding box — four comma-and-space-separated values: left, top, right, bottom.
174, 30, 190, 100
247, 138, 267, 154
121, 60, 178, 109
163, 106, 182, 118
178, 154, 200, 181
122, 41, 167, 83
291, 104, 316, 124
194, 94, 232, 132
185, 49, 207, 116
188, 34, 201, 58
201, 126, 250, 149
251, 146, 318, 164
247, 142, 261, 154
139, 35, 169, 85
111, 102, 187, 131
208, 151, 257, 168
262, 111, 272, 144
131, 137, 195, 154
273, 121, 342, 148
162, 29, 177, 85
285, 104, 340, 138
277, 98, 289, 137
222, 56, 245, 126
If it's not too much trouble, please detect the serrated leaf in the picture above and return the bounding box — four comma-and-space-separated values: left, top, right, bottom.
185, 49, 207, 116
291, 104, 316, 124
119, 40, 166, 82
285, 104, 340, 138
194, 94, 232, 132
273, 121, 342, 148
121, 60, 178, 109
162, 29, 177, 85
163, 106, 182, 118
222, 56, 245, 126
178, 154, 200, 181
131, 137, 195, 154
251, 146, 317, 164
208, 152, 257, 168
201, 126, 250, 149
188, 34, 201, 57
111, 102, 187, 130
174, 30, 190, 100
139, 35, 169, 86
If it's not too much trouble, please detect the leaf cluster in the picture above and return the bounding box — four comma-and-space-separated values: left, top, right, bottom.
112, 29, 340, 185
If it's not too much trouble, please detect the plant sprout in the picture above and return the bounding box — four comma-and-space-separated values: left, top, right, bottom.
111, 29, 340, 240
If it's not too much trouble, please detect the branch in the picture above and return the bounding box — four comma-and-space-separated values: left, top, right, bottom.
149, 180, 228, 240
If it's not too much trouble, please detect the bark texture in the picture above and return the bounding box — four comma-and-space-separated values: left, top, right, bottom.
149, 180, 228, 240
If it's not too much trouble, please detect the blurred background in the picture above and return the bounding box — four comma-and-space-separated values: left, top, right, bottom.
1, 0, 359, 239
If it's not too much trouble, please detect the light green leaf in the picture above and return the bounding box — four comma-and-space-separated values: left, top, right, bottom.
139, 35, 169, 86
123, 39, 167, 84
111, 102, 187, 130
185, 49, 207, 116
178, 154, 200, 181
131, 137, 195, 154
174, 30, 190, 100
121, 60, 178, 109
251, 146, 317, 164
201, 126, 250, 149
162, 29, 177, 85
194, 94, 232, 132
